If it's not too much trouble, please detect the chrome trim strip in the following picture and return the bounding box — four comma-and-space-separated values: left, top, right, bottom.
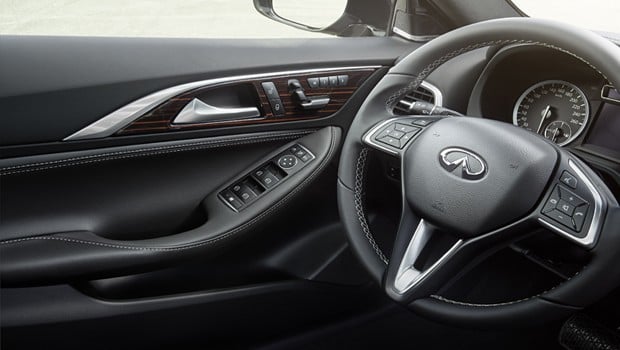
420, 81, 443, 107
601, 84, 620, 105
173, 99, 261, 124
538, 159, 605, 248
63, 65, 381, 141
362, 117, 402, 156
394, 219, 464, 294
392, 27, 439, 43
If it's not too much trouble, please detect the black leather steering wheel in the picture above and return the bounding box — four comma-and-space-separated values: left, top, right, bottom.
337, 18, 620, 327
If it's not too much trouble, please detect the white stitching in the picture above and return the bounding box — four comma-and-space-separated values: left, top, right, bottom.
385, 40, 610, 108
354, 148, 389, 265
0, 131, 312, 176
0, 128, 338, 251
429, 265, 586, 307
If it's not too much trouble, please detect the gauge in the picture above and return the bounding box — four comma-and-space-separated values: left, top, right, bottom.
513, 80, 589, 146
544, 121, 572, 144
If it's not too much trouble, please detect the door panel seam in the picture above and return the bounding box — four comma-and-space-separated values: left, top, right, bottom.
0, 131, 312, 176
0, 127, 338, 251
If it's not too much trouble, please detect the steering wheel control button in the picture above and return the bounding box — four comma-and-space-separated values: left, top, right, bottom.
261, 82, 280, 100
307, 78, 319, 89
394, 123, 416, 133
573, 204, 589, 231
542, 186, 561, 213
378, 136, 402, 148
387, 130, 405, 139
557, 200, 575, 216
375, 123, 396, 138
558, 186, 586, 207
278, 155, 298, 169
560, 171, 578, 189
411, 118, 434, 127
545, 210, 576, 230
221, 190, 243, 210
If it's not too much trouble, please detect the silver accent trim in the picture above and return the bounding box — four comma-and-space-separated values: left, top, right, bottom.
363, 117, 404, 156
300, 97, 330, 109
439, 147, 487, 180
512, 80, 590, 147
173, 99, 261, 124
393, 219, 464, 294
420, 81, 443, 107
538, 159, 605, 248
63, 66, 381, 141
601, 84, 620, 105
392, 27, 439, 43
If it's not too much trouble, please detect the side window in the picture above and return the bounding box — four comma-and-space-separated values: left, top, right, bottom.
0, 0, 387, 38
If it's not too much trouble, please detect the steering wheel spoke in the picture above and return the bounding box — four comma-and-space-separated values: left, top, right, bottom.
384, 206, 533, 303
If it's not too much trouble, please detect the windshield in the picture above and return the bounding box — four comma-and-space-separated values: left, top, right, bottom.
512, 0, 620, 34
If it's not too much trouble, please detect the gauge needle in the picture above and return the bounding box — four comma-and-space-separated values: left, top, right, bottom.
537, 105, 552, 134
551, 127, 560, 142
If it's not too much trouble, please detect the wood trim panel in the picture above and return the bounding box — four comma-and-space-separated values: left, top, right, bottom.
116, 68, 377, 136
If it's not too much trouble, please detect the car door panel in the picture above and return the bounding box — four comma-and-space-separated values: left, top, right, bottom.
0, 32, 413, 348
1, 126, 341, 284
0, 36, 417, 147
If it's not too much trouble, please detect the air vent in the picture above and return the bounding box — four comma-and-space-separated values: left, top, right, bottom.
393, 83, 437, 115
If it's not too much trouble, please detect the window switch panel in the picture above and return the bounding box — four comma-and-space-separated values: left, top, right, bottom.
219, 143, 315, 211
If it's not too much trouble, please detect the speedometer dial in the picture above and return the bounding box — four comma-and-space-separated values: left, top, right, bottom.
513, 80, 589, 146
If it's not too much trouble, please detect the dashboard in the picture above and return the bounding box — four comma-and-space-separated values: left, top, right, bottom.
467, 45, 620, 162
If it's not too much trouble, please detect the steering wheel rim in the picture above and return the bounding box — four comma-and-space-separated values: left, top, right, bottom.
337, 17, 620, 327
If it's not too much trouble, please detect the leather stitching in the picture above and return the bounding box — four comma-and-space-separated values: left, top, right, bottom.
385, 40, 610, 109
429, 265, 586, 307
0, 131, 312, 176
354, 148, 389, 265
373, 39, 603, 307
0, 128, 338, 251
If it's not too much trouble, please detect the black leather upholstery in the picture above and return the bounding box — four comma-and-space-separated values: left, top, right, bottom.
0, 127, 342, 284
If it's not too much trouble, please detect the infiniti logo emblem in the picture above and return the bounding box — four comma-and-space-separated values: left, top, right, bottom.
439, 148, 487, 180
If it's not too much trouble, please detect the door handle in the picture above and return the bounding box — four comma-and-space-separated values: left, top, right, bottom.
300, 96, 330, 110
173, 98, 261, 124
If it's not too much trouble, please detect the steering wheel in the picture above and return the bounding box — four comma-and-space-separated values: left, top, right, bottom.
337, 18, 620, 327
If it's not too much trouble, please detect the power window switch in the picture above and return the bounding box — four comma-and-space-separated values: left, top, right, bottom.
319, 77, 329, 87
337, 75, 349, 86
231, 183, 257, 203
258, 171, 279, 189
221, 190, 243, 210
253, 167, 280, 189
